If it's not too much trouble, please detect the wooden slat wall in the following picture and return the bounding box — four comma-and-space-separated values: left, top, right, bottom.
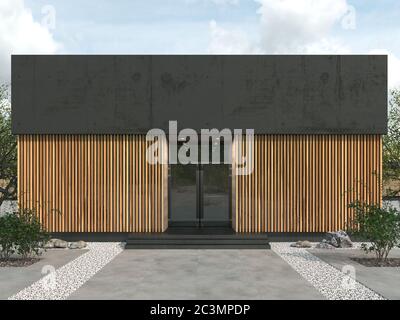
18, 134, 382, 234
17, 135, 168, 232
233, 135, 382, 233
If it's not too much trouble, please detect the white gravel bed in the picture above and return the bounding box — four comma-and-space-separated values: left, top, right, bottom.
8, 242, 124, 300
271, 243, 385, 300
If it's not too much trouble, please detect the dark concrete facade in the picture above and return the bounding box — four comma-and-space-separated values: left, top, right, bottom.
12, 55, 387, 134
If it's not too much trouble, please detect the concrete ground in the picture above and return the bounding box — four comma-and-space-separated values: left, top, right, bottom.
0, 249, 87, 299
3, 246, 398, 300
310, 248, 400, 300
68, 249, 324, 300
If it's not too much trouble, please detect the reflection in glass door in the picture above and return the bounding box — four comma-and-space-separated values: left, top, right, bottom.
200, 164, 230, 226
169, 164, 199, 226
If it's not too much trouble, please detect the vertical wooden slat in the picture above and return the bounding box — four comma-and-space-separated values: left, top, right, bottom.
231, 135, 382, 232
17, 134, 167, 232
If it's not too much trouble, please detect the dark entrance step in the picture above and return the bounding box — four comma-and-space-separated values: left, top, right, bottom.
125, 227, 270, 249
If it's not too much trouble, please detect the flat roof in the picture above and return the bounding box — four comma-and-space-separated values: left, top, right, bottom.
12, 55, 387, 134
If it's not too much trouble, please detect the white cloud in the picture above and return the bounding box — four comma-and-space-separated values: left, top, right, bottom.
0, 0, 59, 83
256, 0, 350, 53
208, 0, 352, 55
208, 20, 261, 53
369, 49, 400, 89
301, 38, 351, 54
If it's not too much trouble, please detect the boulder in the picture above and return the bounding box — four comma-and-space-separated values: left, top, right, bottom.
316, 240, 335, 249
53, 239, 68, 248
325, 233, 339, 247
336, 230, 353, 248
68, 240, 87, 249
326, 230, 353, 248
290, 240, 312, 248
43, 238, 62, 249
43, 241, 54, 249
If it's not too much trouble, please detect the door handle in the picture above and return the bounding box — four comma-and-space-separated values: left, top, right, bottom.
200, 169, 204, 222
196, 169, 200, 222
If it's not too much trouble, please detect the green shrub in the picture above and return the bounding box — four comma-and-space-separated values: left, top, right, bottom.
15, 209, 50, 258
348, 201, 400, 262
0, 209, 50, 259
0, 213, 19, 259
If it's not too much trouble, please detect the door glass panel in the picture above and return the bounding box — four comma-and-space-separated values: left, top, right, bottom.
202, 164, 230, 224
170, 164, 198, 225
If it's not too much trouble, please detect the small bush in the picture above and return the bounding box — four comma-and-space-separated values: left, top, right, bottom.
0, 209, 50, 260
348, 201, 400, 262
0, 213, 19, 259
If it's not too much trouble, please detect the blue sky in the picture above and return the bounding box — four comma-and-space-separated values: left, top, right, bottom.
1, 0, 399, 86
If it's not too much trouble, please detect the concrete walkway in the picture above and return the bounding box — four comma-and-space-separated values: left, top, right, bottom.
9, 243, 123, 300
69, 249, 324, 300
0, 249, 86, 300
311, 248, 400, 300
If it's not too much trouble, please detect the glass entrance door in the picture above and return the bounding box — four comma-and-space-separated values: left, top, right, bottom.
169, 163, 230, 227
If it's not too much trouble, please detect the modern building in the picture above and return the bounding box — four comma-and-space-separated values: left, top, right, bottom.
12, 55, 387, 245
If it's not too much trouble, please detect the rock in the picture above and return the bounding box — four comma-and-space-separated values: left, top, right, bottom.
326, 233, 339, 247
43, 238, 61, 249
43, 241, 54, 249
336, 230, 353, 248
316, 241, 335, 249
53, 239, 68, 248
340, 238, 353, 248
325, 230, 353, 248
68, 240, 87, 249
290, 240, 312, 248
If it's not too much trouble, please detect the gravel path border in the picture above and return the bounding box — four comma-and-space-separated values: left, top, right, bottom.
8, 242, 124, 300
271, 243, 385, 300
